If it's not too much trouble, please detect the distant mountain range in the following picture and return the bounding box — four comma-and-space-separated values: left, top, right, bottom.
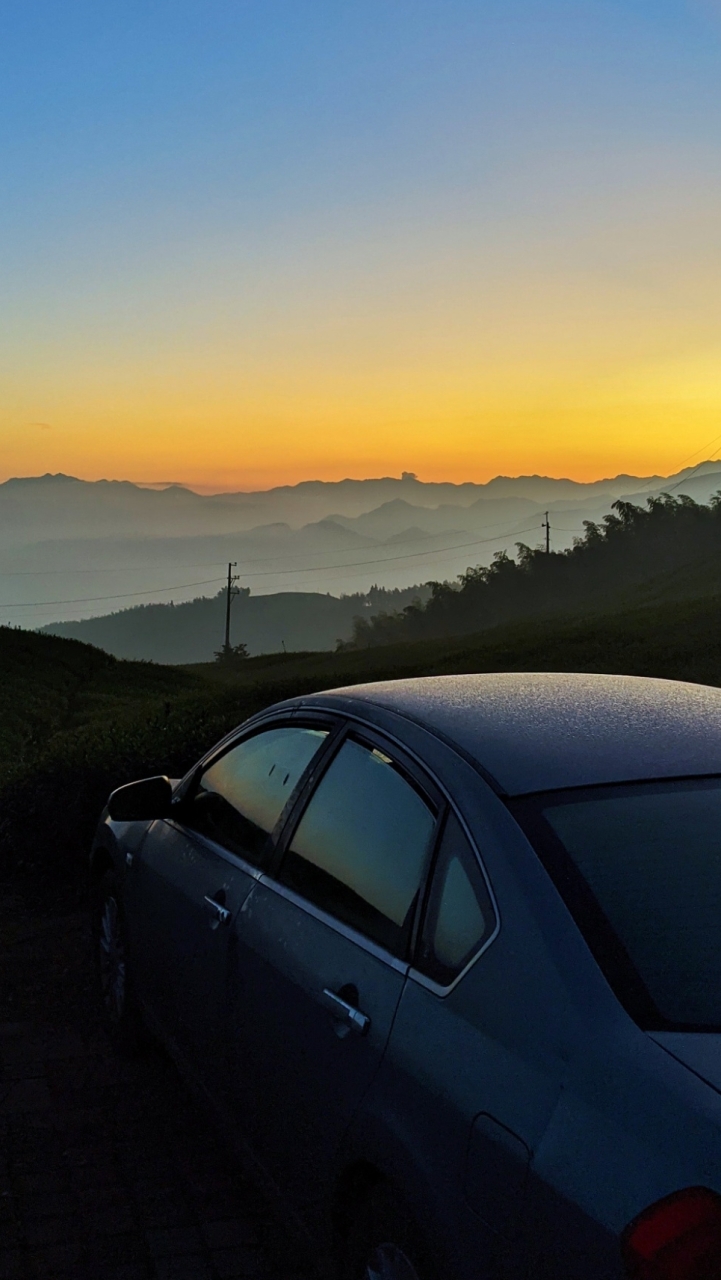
2, 464, 719, 640
0, 467, 700, 545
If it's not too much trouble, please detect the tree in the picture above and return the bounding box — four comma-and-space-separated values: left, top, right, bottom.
214, 641, 249, 666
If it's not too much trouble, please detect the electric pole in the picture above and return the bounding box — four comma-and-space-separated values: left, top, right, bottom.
224, 561, 240, 652
542, 512, 550, 554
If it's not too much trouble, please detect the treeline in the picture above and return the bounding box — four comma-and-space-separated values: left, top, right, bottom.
342, 494, 721, 648
43, 583, 431, 664
8, 567, 721, 883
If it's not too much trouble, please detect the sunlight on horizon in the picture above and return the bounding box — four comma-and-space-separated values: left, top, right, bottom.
2, 2, 721, 490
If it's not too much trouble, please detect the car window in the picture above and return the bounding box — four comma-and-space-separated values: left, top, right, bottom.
277, 737, 436, 956
516, 778, 721, 1029
183, 725, 329, 864
416, 812, 495, 986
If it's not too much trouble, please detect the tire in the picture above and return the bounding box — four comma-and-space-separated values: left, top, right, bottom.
341, 1185, 439, 1280
91, 870, 146, 1054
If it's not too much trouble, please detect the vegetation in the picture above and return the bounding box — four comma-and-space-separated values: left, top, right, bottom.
339, 494, 721, 647
3, 495, 721, 885
214, 640, 250, 665
4, 558, 721, 885
42, 583, 432, 663
0, 625, 201, 778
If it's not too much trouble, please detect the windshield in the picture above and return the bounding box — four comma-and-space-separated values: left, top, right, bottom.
512, 778, 721, 1030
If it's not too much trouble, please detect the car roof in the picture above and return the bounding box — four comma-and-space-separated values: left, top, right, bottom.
303, 672, 721, 795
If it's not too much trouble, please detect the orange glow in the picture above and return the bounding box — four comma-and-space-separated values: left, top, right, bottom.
3, 352, 719, 491
3, 244, 720, 491
3, 1, 721, 495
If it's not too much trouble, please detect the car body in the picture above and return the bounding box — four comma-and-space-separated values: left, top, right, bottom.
90, 672, 721, 1280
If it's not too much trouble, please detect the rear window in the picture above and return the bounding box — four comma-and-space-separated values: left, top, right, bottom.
513, 779, 721, 1029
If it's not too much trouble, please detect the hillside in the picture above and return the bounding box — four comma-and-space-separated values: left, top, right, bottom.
0, 626, 202, 781
342, 493, 721, 648
5, 585, 721, 886
180, 591, 721, 693
4, 465, 721, 632
42, 584, 431, 663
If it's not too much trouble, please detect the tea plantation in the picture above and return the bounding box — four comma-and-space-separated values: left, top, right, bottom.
3, 589, 721, 881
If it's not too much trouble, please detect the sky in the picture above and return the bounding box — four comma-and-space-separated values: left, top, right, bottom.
2, 0, 721, 492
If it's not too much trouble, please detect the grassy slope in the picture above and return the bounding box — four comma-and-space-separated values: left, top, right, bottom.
0, 626, 202, 780
186, 591, 721, 692
2, 590, 720, 880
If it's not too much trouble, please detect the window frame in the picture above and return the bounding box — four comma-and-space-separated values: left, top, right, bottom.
411, 807, 498, 991
168, 710, 344, 876
265, 720, 446, 964
408, 805, 501, 998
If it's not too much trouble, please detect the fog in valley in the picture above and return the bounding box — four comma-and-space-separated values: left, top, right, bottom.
2, 465, 719, 661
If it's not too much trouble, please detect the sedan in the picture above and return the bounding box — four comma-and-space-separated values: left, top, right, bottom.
90, 672, 721, 1280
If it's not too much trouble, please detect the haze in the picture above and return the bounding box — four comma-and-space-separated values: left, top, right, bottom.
0, 467, 718, 642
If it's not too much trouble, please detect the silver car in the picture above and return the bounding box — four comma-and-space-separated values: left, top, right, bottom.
90, 672, 721, 1280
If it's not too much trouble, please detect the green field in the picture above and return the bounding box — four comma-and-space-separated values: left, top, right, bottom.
0, 626, 203, 780
2, 588, 720, 881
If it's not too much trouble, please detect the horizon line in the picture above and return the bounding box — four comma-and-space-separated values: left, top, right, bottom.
2, 462, 718, 497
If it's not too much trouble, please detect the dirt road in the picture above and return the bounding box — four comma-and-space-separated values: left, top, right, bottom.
0, 880, 317, 1280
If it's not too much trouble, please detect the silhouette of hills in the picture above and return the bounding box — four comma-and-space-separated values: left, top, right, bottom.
339, 492, 721, 649
3, 465, 720, 631
42, 584, 431, 663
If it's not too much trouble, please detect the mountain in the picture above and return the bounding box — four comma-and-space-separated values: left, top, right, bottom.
0, 466, 702, 546
42, 584, 432, 663
2, 464, 719, 632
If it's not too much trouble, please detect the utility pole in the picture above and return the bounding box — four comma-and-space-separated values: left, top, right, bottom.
224, 561, 240, 652
542, 512, 550, 554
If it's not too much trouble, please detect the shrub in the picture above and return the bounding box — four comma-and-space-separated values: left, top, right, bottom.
0, 674, 331, 883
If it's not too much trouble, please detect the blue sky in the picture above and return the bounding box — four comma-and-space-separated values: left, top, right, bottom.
2, 1, 720, 488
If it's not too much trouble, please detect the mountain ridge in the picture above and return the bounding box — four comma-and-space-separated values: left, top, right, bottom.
3, 463, 720, 629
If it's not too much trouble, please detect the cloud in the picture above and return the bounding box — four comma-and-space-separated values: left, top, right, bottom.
29, 422, 52, 430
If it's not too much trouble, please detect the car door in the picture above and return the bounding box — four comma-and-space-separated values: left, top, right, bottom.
126, 718, 334, 1092
224, 727, 442, 1221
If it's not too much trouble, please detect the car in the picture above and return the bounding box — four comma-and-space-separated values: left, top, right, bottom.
89, 671, 721, 1280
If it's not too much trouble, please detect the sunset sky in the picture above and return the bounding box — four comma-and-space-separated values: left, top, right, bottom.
2, 1, 721, 491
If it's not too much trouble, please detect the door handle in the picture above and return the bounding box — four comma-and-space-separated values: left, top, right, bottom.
203, 894, 231, 927
321, 988, 371, 1037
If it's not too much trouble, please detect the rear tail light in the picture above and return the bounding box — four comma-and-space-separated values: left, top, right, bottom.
622, 1187, 721, 1279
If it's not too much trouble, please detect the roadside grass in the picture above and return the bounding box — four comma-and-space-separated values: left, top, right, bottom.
2, 591, 721, 883
0, 624, 202, 779
188, 591, 721, 690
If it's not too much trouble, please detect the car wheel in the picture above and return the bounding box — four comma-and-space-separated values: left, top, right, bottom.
342, 1186, 437, 1280
92, 870, 146, 1053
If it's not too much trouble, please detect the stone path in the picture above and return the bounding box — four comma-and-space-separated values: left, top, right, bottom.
0, 887, 319, 1280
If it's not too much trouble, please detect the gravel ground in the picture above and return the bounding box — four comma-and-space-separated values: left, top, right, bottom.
0, 879, 320, 1280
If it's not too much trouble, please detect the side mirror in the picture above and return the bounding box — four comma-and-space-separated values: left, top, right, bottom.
107, 775, 173, 822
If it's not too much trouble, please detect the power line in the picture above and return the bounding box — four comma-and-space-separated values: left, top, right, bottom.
18, 527, 591, 622
1, 518, 597, 618
0, 576, 226, 610
636, 430, 721, 499
668, 432, 721, 474
0, 509, 549, 578
4, 445, 721, 586
661, 452, 721, 496
0, 522, 548, 611
0, 562, 231, 578
210, 522, 547, 580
